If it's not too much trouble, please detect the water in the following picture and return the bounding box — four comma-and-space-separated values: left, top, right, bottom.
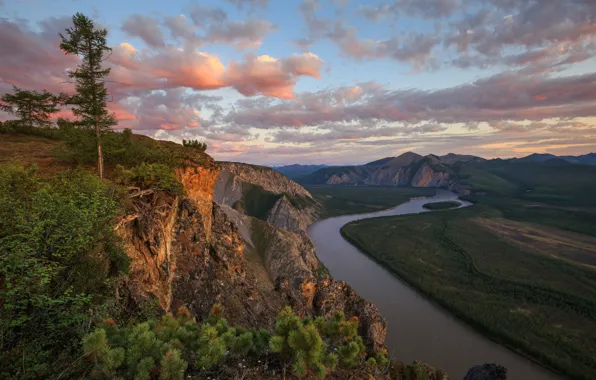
307, 190, 562, 380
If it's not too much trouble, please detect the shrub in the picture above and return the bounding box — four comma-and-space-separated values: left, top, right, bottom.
270, 307, 370, 378
81, 305, 271, 379
182, 139, 207, 152
116, 163, 184, 195
0, 163, 129, 379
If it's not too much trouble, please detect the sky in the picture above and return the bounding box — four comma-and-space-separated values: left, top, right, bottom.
1, 0, 596, 165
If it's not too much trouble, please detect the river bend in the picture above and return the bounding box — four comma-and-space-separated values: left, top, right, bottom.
307, 190, 561, 380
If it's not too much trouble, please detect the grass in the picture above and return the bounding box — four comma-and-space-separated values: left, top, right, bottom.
341, 206, 596, 380
305, 185, 436, 218
422, 201, 461, 210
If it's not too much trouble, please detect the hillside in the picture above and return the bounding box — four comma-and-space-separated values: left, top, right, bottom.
2, 129, 468, 380
515, 152, 596, 165
300, 152, 478, 195
273, 163, 328, 179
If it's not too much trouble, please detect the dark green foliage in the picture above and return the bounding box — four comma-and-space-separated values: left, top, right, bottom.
59, 13, 114, 132
81, 304, 382, 379
116, 163, 184, 195
306, 185, 435, 218
422, 201, 461, 210
82, 305, 271, 379
0, 162, 129, 379
60, 13, 115, 178
55, 124, 204, 169
182, 139, 207, 152
342, 207, 596, 380
233, 183, 282, 220
0, 86, 63, 128
270, 307, 372, 378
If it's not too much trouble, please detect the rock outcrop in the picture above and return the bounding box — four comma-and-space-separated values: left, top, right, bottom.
302, 152, 479, 196
117, 158, 386, 351
218, 161, 312, 199
116, 161, 285, 328
214, 162, 387, 350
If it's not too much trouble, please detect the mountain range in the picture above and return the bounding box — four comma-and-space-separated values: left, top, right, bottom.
513, 152, 596, 165
285, 151, 596, 204
271, 164, 328, 179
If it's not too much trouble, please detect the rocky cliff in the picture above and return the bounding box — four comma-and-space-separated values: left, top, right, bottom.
115, 158, 386, 351
214, 162, 387, 350
302, 152, 478, 196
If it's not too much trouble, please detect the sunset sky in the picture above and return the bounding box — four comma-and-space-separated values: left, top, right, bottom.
1, 0, 595, 165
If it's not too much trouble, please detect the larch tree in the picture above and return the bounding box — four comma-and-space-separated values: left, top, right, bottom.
0, 86, 62, 128
60, 13, 115, 179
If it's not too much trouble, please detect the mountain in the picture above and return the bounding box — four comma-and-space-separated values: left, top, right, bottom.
272, 163, 328, 179
515, 153, 558, 163
439, 153, 487, 164
300, 152, 472, 194
514, 152, 596, 165
560, 152, 596, 165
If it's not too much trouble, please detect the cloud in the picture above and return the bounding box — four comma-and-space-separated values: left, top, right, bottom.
205, 19, 277, 49
225, 53, 323, 98
0, 17, 78, 94
298, 0, 439, 68
224, 0, 269, 11
115, 88, 218, 131
184, 5, 276, 50
329, 22, 438, 68
445, 0, 596, 69
188, 4, 228, 26
359, 0, 460, 21
121, 14, 166, 48
225, 71, 596, 128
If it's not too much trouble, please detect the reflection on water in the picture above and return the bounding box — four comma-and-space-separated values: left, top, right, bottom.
307, 190, 561, 380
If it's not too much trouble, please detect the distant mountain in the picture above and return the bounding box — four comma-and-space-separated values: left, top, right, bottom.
439, 153, 487, 164
273, 164, 329, 179
299, 151, 596, 199
515, 153, 558, 163
559, 153, 596, 166
513, 153, 596, 165
300, 152, 462, 190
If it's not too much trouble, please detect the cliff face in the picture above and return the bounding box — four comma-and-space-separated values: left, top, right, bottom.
218, 161, 312, 198
116, 159, 386, 350
116, 162, 285, 328
304, 152, 474, 196
215, 162, 387, 350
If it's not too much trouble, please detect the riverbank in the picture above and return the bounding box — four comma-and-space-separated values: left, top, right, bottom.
305, 185, 435, 217
340, 206, 596, 380
308, 190, 561, 380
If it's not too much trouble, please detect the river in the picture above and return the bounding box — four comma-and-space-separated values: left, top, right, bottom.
307, 189, 562, 380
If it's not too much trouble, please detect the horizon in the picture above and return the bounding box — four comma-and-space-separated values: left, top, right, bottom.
1, 0, 596, 166
269, 150, 596, 167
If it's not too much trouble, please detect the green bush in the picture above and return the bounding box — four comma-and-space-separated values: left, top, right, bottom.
81, 304, 385, 379
81, 305, 270, 379
182, 139, 207, 152
270, 307, 376, 378
116, 163, 184, 195
0, 162, 129, 379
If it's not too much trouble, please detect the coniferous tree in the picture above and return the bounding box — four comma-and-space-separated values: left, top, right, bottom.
60, 13, 115, 179
0, 86, 62, 128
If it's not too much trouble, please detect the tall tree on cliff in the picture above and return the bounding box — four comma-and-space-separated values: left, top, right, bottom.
0, 86, 63, 128
60, 13, 115, 179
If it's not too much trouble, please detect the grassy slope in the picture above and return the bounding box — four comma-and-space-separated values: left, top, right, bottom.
306, 185, 436, 218
342, 205, 596, 380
